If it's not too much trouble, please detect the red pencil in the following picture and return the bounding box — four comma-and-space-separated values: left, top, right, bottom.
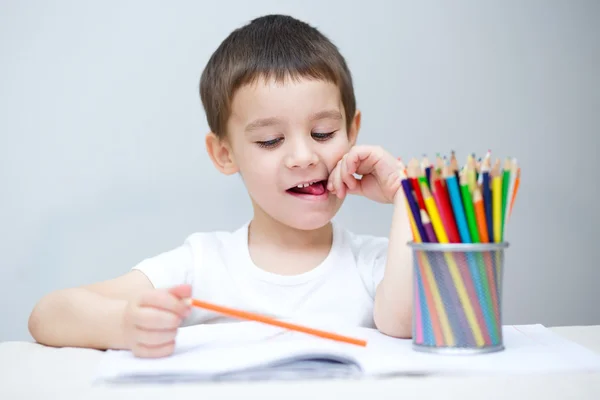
431, 169, 461, 243
408, 159, 426, 211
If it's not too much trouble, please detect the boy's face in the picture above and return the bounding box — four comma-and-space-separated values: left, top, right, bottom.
207, 76, 360, 231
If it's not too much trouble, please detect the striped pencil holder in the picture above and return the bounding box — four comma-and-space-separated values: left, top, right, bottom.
409, 242, 508, 354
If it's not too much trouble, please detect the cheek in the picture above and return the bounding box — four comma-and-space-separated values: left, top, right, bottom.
323, 135, 352, 169
237, 150, 279, 188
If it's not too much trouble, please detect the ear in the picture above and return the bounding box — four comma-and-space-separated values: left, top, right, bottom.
205, 132, 239, 175
348, 110, 361, 146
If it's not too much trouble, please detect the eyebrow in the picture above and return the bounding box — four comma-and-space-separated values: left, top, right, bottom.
245, 117, 284, 133
244, 109, 343, 133
309, 109, 343, 122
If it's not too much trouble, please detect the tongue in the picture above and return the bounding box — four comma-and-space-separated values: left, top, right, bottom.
290, 181, 326, 195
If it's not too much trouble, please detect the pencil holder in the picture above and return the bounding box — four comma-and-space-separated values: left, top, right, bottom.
409, 242, 509, 354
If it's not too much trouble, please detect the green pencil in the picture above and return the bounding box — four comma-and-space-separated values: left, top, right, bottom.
460, 170, 480, 243
501, 158, 511, 240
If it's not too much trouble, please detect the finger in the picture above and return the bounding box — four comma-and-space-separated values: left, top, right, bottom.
139, 290, 190, 318
135, 328, 178, 347
328, 158, 342, 195
327, 161, 339, 193
346, 145, 382, 176
335, 158, 346, 198
168, 284, 192, 300
352, 146, 401, 191
132, 340, 176, 358
341, 154, 358, 191
134, 307, 182, 330
397, 157, 406, 171
346, 177, 364, 196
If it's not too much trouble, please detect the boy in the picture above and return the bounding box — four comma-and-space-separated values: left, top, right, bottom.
28, 14, 413, 358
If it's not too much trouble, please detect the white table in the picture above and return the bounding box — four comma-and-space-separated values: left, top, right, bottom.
1, 325, 599, 399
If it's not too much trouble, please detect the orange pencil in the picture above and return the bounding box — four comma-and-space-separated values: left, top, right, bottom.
189, 299, 367, 347
473, 187, 489, 243
508, 167, 521, 219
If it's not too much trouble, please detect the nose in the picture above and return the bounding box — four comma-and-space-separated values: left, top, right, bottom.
284, 137, 319, 169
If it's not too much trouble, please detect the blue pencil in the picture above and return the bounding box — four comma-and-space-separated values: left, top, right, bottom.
482, 170, 494, 242
444, 167, 472, 243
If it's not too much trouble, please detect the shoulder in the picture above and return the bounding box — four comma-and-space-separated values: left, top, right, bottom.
132, 222, 249, 288
184, 223, 247, 253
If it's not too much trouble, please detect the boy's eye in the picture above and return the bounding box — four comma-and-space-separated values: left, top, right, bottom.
312, 131, 336, 141
256, 138, 282, 148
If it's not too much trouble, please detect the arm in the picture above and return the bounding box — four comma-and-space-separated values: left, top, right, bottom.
28, 270, 154, 350
373, 188, 413, 338
326, 145, 413, 338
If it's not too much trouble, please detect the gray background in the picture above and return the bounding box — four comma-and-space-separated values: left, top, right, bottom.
1, 0, 599, 342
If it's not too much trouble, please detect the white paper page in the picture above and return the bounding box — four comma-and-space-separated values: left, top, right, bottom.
95, 321, 367, 382
355, 324, 600, 376
95, 323, 600, 382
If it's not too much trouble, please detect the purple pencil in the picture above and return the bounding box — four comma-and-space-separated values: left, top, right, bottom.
400, 175, 428, 243
420, 209, 438, 243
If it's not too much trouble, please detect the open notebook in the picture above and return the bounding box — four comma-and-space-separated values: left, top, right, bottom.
95, 321, 600, 382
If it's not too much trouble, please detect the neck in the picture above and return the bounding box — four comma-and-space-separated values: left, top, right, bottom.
248, 208, 332, 251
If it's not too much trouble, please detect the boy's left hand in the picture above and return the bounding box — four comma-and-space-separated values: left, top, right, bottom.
327, 145, 402, 204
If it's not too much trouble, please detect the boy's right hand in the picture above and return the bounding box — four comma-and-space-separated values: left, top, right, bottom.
122, 284, 192, 358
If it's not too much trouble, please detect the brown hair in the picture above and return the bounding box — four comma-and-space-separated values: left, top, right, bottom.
199, 14, 356, 139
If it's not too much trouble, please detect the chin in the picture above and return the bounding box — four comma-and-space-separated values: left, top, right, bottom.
276, 207, 341, 231
285, 217, 331, 231
250, 192, 344, 231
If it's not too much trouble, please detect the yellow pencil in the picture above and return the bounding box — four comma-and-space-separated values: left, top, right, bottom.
491, 159, 503, 243
420, 182, 449, 243
405, 195, 422, 243
467, 154, 477, 193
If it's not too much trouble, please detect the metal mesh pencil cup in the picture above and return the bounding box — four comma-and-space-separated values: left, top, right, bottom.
409, 242, 509, 354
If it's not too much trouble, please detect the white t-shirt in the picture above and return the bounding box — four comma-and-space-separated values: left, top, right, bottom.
132, 221, 389, 329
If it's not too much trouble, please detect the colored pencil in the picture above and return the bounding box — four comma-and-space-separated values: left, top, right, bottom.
444, 165, 472, 243
400, 171, 428, 243
467, 154, 478, 193
405, 193, 422, 243
473, 187, 490, 243
431, 170, 461, 243
481, 158, 494, 242
435, 153, 444, 173
420, 182, 449, 243
408, 159, 426, 211
491, 159, 503, 243
422, 155, 432, 188
478, 150, 491, 186
501, 158, 512, 239
189, 299, 367, 347
506, 159, 519, 220
509, 167, 520, 218
460, 170, 480, 243
450, 150, 460, 181
420, 209, 438, 243
402, 151, 521, 246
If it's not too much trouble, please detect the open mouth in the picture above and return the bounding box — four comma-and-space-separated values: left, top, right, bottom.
286, 180, 328, 196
